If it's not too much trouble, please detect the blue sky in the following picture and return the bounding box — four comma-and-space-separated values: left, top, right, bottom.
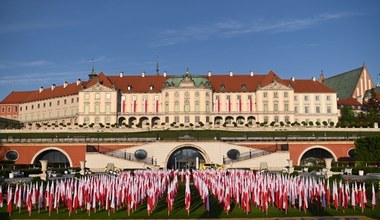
1, 0, 380, 100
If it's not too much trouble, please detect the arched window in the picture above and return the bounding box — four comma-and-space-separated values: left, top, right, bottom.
184, 101, 190, 112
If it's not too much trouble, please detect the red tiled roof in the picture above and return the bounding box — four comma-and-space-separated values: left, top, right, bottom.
0, 91, 34, 104
207, 74, 266, 92
23, 81, 85, 103
84, 72, 114, 89
338, 97, 361, 106
285, 79, 336, 93
108, 75, 167, 93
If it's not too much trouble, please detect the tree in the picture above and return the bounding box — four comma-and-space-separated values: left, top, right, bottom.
354, 136, 380, 162
339, 105, 356, 127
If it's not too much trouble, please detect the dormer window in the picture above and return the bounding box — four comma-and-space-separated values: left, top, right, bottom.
127, 85, 132, 91
241, 84, 246, 91
220, 84, 225, 90
149, 85, 154, 91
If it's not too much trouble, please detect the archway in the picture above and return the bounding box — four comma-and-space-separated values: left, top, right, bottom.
32, 149, 71, 168
214, 116, 223, 125
128, 117, 137, 127
166, 146, 207, 170
299, 147, 336, 166
225, 116, 234, 125
151, 117, 160, 127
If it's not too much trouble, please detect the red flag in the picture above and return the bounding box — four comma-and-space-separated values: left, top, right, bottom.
7, 185, 13, 216
185, 174, 191, 215
372, 183, 376, 209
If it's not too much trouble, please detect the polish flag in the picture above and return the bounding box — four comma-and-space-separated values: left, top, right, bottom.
372, 183, 376, 209
7, 185, 12, 216
185, 174, 191, 215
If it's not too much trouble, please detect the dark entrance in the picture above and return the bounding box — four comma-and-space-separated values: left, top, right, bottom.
167, 147, 205, 170
33, 149, 70, 168
300, 148, 334, 166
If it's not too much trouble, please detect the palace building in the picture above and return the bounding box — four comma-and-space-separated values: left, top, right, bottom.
0, 68, 341, 128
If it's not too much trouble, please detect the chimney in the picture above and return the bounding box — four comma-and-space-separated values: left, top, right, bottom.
250, 70, 254, 76
142, 71, 145, 77
120, 71, 124, 77
76, 78, 81, 86
39, 86, 43, 93
163, 71, 167, 77
229, 71, 233, 76
208, 71, 212, 77
63, 81, 68, 88
312, 77, 316, 82
291, 77, 295, 81
51, 84, 56, 90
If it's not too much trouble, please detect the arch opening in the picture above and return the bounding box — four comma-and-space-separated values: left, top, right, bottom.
300, 148, 334, 166
166, 146, 205, 170
33, 149, 70, 168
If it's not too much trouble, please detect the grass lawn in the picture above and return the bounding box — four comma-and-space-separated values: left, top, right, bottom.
1, 182, 379, 219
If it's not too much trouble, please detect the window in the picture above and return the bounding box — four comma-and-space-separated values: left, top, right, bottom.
215, 95, 219, 100
185, 91, 189, 97
304, 95, 308, 101
84, 104, 89, 115
49, 102, 52, 107
95, 103, 100, 114
206, 92, 210, 97
165, 116, 169, 123
220, 84, 225, 90
95, 117, 100, 124
106, 93, 111, 99
326, 95, 331, 101
38, 104, 40, 109
95, 93, 100, 100
315, 95, 320, 101
248, 95, 252, 100
263, 92, 267, 98
1, 107, 5, 113
165, 92, 169, 98
106, 104, 111, 114
284, 103, 289, 112
165, 102, 169, 113
273, 92, 278, 98
175, 92, 179, 97
274, 116, 279, 123
195, 102, 200, 112
85, 93, 89, 100
26, 106, 28, 110
195, 91, 199, 97
327, 106, 332, 113
294, 96, 298, 101
71, 98, 74, 103
206, 102, 210, 112
264, 103, 268, 112
20, 107, 22, 111
304, 106, 309, 113
43, 103, 46, 108
206, 116, 210, 123
14, 106, 17, 112
274, 103, 278, 111
184, 101, 190, 112
285, 116, 290, 123
226, 95, 230, 100
316, 106, 320, 113
264, 116, 268, 123
64, 99, 67, 104
175, 101, 179, 112
57, 100, 59, 106
195, 116, 200, 123
185, 116, 189, 123
284, 92, 288, 98
31, 105, 34, 110
294, 106, 298, 113
175, 116, 179, 123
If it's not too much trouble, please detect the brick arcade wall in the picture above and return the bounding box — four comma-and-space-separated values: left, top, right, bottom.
0, 143, 86, 167
288, 142, 355, 166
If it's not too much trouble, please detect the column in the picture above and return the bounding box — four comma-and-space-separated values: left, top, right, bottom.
80, 161, 86, 175
40, 160, 48, 181
324, 158, 333, 179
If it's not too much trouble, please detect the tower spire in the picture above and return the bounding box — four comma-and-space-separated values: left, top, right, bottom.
155, 56, 160, 75
88, 58, 97, 80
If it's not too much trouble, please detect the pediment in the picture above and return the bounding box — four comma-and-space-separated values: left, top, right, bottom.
260, 81, 292, 91
179, 75, 196, 88
83, 82, 114, 92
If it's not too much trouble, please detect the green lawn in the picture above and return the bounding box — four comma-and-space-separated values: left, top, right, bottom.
1, 182, 379, 219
